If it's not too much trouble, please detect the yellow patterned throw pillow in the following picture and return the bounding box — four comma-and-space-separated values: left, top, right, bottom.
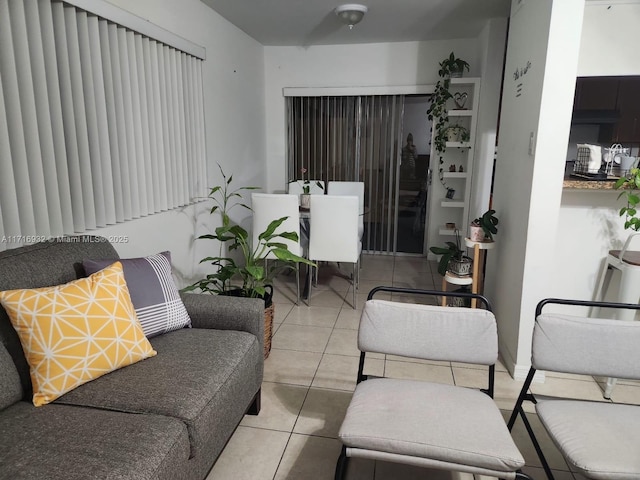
0, 262, 156, 406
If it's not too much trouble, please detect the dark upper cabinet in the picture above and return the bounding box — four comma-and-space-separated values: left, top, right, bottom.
574, 76, 640, 144
613, 77, 640, 143
574, 77, 619, 111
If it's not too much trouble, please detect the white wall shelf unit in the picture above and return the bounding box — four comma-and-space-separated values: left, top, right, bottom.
427, 78, 481, 259
442, 172, 468, 179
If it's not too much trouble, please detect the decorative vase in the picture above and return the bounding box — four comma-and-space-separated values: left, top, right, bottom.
448, 256, 473, 276
300, 194, 311, 209
469, 225, 485, 242
450, 68, 463, 78
446, 128, 460, 142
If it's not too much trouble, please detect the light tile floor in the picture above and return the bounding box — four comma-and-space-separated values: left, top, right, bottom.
207, 255, 640, 480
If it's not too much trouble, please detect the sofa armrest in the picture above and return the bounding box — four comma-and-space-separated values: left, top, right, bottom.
180, 292, 264, 348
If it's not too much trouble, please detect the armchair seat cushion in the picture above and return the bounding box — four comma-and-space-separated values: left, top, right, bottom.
536, 397, 640, 479
338, 378, 525, 474
54, 328, 262, 458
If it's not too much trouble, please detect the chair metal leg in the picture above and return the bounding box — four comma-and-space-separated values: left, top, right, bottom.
515, 472, 535, 480
603, 376, 617, 399
334, 446, 349, 480
307, 262, 313, 306
352, 263, 357, 310
295, 265, 300, 305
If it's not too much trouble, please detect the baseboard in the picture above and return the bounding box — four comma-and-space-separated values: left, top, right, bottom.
512, 363, 545, 383
500, 343, 545, 382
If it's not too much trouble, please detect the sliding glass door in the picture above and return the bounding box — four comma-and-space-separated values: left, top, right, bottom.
285, 95, 405, 254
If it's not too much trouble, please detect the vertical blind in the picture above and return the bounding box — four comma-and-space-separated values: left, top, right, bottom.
286, 95, 404, 253
0, 0, 206, 250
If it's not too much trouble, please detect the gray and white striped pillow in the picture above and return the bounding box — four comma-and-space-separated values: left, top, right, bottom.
83, 252, 191, 338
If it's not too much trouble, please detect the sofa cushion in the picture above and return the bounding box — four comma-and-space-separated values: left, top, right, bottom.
55, 327, 263, 457
0, 341, 22, 410
0, 236, 120, 398
83, 252, 191, 338
0, 262, 157, 406
0, 401, 190, 480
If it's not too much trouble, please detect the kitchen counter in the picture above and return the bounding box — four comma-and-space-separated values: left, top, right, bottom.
563, 176, 619, 190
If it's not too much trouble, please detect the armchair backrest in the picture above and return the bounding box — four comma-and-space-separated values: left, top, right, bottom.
358, 300, 498, 365
533, 313, 640, 380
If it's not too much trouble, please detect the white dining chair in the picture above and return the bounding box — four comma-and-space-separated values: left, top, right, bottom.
251, 193, 302, 304
287, 180, 325, 195
307, 195, 361, 309
327, 181, 365, 239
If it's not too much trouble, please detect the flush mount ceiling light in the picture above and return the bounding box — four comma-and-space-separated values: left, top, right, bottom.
334, 4, 368, 29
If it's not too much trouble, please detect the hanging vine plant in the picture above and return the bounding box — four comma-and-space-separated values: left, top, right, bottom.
426, 52, 470, 193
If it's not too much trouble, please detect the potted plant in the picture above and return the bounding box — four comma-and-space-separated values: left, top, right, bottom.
185, 165, 315, 357
299, 167, 324, 209
615, 167, 640, 231
470, 209, 499, 242
427, 52, 471, 192
445, 124, 470, 143
187, 165, 315, 298
429, 229, 472, 277
439, 51, 470, 78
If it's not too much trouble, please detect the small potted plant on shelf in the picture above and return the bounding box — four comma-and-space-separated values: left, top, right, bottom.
429, 229, 472, 277
469, 209, 499, 242
440, 52, 470, 78
445, 124, 470, 143
615, 167, 640, 231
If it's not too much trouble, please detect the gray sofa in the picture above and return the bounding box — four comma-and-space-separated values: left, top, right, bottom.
0, 236, 264, 480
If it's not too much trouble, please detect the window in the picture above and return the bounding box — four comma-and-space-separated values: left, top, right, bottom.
0, 0, 206, 249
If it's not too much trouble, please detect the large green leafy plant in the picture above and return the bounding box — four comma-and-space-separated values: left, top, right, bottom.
186, 165, 314, 299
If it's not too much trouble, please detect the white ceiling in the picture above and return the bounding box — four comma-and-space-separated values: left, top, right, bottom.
200, 0, 512, 47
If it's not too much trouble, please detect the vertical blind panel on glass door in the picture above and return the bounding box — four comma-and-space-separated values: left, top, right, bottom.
286, 95, 404, 253
0, 0, 206, 249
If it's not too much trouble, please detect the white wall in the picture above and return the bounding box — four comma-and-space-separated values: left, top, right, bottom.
486, 0, 585, 379
91, 0, 266, 286
264, 39, 481, 194
578, 2, 640, 76
551, 1, 640, 313
469, 18, 508, 221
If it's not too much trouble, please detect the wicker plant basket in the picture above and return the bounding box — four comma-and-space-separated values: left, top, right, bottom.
263, 303, 274, 359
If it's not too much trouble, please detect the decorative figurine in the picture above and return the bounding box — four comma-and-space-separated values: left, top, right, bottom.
449, 164, 456, 172
459, 165, 464, 172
